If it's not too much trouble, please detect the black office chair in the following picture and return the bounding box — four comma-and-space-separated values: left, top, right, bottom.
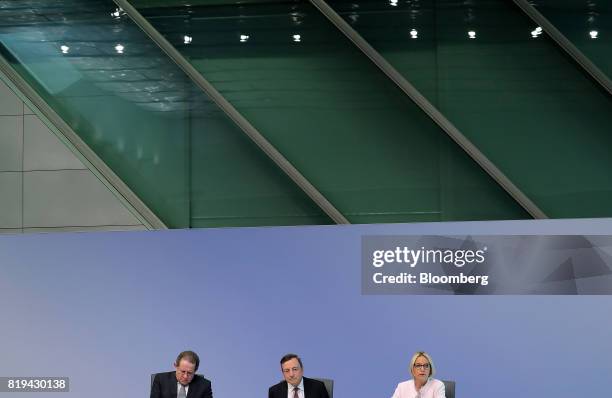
442, 380, 455, 398
312, 377, 334, 398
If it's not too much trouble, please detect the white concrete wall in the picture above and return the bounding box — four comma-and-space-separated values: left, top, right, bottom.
0, 79, 147, 233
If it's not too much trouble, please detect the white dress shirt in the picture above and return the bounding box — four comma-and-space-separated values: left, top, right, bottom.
391, 378, 445, 398
177, 382, 189, 397
287, 379, 305, 398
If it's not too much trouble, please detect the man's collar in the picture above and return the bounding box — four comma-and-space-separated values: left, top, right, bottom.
288, 378, 304, 391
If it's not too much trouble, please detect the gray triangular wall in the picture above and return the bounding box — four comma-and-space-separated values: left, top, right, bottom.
0, 79, 146, 233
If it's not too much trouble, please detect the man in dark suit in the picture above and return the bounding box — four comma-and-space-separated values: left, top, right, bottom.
151, 351, 213, 398
269, 353, 329, 398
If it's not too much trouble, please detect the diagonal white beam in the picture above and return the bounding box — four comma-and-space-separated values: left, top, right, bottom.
114, 0, 350, 225
513, 0, 612, 95
309, 0, 548, 219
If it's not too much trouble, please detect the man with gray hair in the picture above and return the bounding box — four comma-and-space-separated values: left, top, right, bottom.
269, 353, 329, 398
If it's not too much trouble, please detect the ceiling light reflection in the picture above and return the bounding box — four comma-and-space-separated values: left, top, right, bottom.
410, 29, 418, 39
468, 30, 476, 39
293, 34, 301, 43
60, 45, 69, 54
240, 34, 250, 43
184, 35, 193, 44
531, 26, 543, 38
111, 8, 123, 18
590, 30, 598, 39
115, 44, 124, 54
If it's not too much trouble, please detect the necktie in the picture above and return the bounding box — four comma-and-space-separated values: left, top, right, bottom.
178, 385, 187, 398
293, 386, 299, 398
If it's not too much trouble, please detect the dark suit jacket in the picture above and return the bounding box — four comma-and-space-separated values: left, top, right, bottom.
269, 377, 329, 398
150, 371, 213, 398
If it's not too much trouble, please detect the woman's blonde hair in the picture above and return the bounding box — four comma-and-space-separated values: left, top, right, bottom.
409, 351, 436, 378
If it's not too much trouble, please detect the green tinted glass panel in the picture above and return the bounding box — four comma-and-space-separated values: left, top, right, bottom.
328, 0, 612, 218
533, 0, 612, 79
137, 0, 528, 223
0, 0, 330, 228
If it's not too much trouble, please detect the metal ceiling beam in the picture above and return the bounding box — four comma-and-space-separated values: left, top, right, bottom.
0, 54, 167, 230
114, 0, 350, 225
309, 0, 548, 219
513, 0, 612, 96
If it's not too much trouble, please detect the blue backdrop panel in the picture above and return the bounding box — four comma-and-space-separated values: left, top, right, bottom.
1, 218, 611, 397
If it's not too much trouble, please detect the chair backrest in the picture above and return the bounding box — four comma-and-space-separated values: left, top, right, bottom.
442, 380, 455, 398
312, 377, 334, 398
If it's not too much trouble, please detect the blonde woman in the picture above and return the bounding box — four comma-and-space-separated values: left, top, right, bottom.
391, 352, 446, 398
